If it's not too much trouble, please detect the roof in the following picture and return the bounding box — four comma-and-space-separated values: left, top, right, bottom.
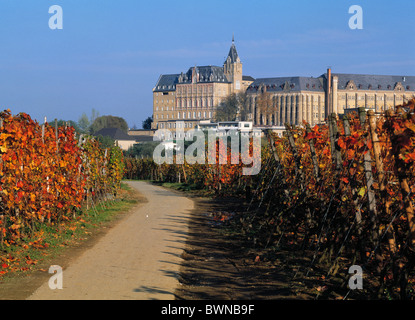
243, 75, 255, 81
154, 74, 179, 92
226, 41, 240, 63
178, 66, 230, 84
328, 73, 415, 91
94, 128, 136, 141
247, 77, 324, 93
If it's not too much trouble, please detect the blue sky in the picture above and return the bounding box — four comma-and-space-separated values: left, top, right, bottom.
0, 0, 414, 128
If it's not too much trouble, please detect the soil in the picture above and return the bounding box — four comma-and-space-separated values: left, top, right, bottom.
174, 194, 364, 300
174, 196, 314, 300
0, 181, 366, 300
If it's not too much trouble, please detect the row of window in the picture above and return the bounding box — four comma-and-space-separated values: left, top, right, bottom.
177, 98, 214, 108
177, 86, 214, 94
339, 94, 409, 101
154, 99, 175, 104
158, 122, 195, 129
154, 98, 216, 109
155, 111, 213, 120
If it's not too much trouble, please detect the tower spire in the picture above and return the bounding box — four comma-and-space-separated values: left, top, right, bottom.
232, 33, 234, 43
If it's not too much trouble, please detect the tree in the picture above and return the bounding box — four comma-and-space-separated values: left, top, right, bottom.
90, 108, 100, 124
256, 90, 274, 125
142, 116, 153, 130
96, 134, 115, 149
78, 113, 90, 133
236, 91, 250, 121
90, 115, 129, 134
214, 93, 239, 122
125, 142, 159, 158
215, 92, 251, 122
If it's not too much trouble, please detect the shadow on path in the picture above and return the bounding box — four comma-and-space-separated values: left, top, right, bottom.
174, 196, 314, 300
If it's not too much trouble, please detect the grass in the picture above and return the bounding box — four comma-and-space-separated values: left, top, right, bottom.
0, 182, 140, 282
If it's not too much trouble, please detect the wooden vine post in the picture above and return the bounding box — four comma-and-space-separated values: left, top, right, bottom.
358, 107, 379, 242
265, 129, 281, 164
343, 114, 364, 260
368, 110, 397, 253
285, 123, 305, 190
328, 113, 342, 174
305, 124, 320, 182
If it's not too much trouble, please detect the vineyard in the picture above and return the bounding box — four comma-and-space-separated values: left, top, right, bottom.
124, 99, 415, 299
0, 110, 125, 276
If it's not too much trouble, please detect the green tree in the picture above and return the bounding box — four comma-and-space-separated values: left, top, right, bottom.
78, 112, 90, 133
96, 134, 115, 149
214, 93, 239, 121
125, 142, 159, 158
90, 108, 100, 124
142, 116, 153, 130
90, 115, 129, 134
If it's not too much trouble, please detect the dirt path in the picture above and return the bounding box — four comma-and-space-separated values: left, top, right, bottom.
27, 181, 194, 300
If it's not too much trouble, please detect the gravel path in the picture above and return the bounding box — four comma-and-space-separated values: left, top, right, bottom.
27, 181, 194, 300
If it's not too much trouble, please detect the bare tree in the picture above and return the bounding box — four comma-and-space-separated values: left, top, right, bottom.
214, 93, 239, 121
256, 89, 274, 125
237, 91, 250, 121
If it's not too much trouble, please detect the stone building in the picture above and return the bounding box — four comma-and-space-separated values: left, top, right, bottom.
152, 38, 254, 130
152, 38, 415, 130
247, 70, 415, 127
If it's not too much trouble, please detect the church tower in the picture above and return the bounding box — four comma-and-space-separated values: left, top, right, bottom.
224, 35, 243, 93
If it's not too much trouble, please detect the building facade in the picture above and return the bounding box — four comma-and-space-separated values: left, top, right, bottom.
152, 38, 254, 131
152, 40, 415, 130
247, 71, 415, 127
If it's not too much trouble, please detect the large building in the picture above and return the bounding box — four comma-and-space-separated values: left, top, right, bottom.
248, 71, 415, 127
152, 38, 254, 130
152, 39, 415, 130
